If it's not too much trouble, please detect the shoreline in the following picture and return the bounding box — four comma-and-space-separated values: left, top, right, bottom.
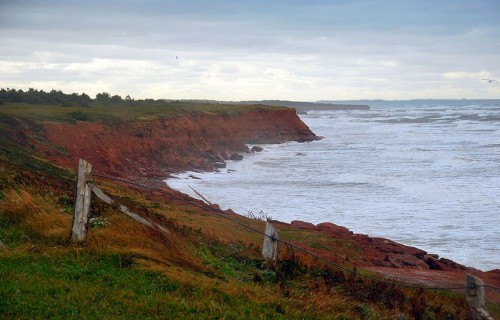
4, 103, 498, 297
167, 139, 497, 271
161, 174, 500, 303
166, 162, 492, 272
165, 110, 498, 273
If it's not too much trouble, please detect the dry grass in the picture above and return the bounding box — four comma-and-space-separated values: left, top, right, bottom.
87, 211, 203, 273
0, 188, 71, 246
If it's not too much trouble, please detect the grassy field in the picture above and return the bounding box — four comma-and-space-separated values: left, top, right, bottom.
0, 101, 285, 124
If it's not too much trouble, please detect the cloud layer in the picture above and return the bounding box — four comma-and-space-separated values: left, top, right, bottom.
1, 0, 499, 100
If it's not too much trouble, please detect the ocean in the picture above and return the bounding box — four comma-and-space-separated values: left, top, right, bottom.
167, 101, 500, 271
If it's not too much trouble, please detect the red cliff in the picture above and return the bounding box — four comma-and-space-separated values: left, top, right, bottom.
41, 108, 318, 178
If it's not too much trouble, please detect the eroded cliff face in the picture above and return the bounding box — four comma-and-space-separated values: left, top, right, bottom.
41, 108, 318, 178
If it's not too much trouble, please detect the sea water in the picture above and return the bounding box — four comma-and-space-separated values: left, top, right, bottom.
167, 102, 500, 271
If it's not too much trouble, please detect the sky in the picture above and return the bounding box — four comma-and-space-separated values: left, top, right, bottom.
1, 0, 499, 101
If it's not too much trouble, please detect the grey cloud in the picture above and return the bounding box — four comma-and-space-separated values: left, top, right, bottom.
1, 0, 499, 100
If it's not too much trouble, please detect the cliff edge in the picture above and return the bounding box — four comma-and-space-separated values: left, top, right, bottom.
38, 108, 318, 178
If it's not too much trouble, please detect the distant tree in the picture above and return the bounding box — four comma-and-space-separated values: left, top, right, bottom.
0, 88, 23, 103
79, 93, 91, 106
110, 94, 123, 103
95, 92, 111, 102
0, 88, 131, 106
9, 89, 22, 102
49, 89, 64, 99
80, 93, 91, 101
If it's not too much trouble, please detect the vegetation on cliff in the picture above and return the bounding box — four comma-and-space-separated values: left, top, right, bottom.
0, 88, 285, 122
1, 90, 498, 319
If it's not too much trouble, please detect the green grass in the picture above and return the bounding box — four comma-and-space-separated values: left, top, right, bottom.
1, 252, 173, 319
487, 303, 500, 319
0, 250, 353, 320
280, 228, 363, 262
0, 142, 72, 183
1, 251, 288, 320
0, 101, 286, 124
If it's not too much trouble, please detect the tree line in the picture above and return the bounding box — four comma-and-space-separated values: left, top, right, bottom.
0, 88, 140, 106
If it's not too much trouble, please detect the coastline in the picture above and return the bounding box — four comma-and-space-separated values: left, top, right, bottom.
163, 175, 500, 302
4, 104, 499, 300
165, 171, 500, 303
37, 107, 498, 273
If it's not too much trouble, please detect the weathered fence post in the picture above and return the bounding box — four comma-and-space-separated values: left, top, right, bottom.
466, 273, 493, 320
71, 159, 93, 242
262, 221, 279, 263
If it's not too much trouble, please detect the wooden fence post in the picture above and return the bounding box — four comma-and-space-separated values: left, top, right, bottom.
466, 273, 493, 320
71, 159, 93, 242
262, 221, 279, 263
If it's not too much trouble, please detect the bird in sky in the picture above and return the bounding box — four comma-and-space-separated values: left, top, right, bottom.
481, 78, 497, 83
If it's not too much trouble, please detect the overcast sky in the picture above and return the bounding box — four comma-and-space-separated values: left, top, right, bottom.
1, 0, 499, 100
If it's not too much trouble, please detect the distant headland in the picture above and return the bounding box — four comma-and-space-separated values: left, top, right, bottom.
235, 100, 370, 112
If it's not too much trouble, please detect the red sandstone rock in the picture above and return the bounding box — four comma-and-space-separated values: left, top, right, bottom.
290, 220, 317, 230
386, 255, 404, 268
372, 258, 393, 267
423, 255, 449, 270
401, 254, 430, 269
438, 258, 467, 270
373, 238, 427, 257
317, 222, 353, 235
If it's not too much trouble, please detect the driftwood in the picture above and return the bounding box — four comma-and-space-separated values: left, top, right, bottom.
71, 159, 93, 242
88, 183, 169, 235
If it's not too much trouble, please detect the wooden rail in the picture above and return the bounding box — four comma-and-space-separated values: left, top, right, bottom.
88, 182, 170, 235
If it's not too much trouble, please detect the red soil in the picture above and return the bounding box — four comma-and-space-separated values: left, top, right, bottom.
41, 109, 318, 178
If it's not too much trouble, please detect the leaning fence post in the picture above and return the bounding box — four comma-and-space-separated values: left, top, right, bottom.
71, 159, 93, 242
262, 221, 279, 263
466, 273, 493, 320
